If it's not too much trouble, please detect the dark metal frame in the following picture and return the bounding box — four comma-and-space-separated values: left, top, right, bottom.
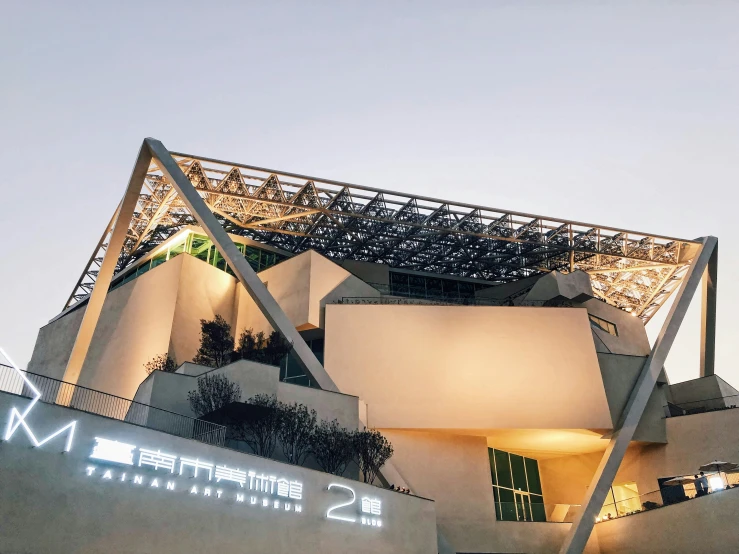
63, 151, 702, 323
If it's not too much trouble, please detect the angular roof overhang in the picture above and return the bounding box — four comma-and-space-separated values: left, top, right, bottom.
64, 147, 701, 323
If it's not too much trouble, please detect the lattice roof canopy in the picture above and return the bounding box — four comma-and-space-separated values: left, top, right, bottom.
65, 152, 701, 323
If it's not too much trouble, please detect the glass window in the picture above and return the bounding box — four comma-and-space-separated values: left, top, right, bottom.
530, 494, 546, 522
525, 457, 542, 495
408, 275, 426, 298
458, 281, 475, 298
497, 487, 516, 521
150, 253, 167, 269
425, 277, 443, 298
494, 449, 513, 489
490, 448, 545, 523
510, 453, 528, 491
169, 239, 186, 258
191, 235, 212, 263
261, 251, 276, 270
488, 449, 497, 486
441, 279, 459, 298
390, 272, 409, 297
589, 314, 618, 337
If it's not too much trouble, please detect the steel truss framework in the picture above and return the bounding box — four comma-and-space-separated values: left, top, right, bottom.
65, 152, 701, 323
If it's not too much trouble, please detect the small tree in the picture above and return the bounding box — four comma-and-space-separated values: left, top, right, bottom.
263, 330, 292, 366
229, 394, 282, 458
188, 374, 241, 417
353, 429, 394, 485
236, 328, 260, 360
193, 315, 234, 368
310, 419, 355, 476
144, 353, 177, 375
235, 328, 292, 366
278, 402, 317, 465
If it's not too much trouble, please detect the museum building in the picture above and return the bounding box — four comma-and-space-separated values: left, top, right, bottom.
2, 138, 737, 554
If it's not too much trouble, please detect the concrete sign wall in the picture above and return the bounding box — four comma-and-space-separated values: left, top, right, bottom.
0, 391, 437, 554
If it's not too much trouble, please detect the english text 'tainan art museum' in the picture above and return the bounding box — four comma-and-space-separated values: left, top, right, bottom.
2, 138, 735, 554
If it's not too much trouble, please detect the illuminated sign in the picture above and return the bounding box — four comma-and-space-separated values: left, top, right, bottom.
86, 436, 304, 513
1, 347, 76, 452
326, 483, 383, 527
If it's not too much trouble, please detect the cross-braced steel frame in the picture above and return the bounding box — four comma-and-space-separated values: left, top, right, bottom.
57, 139, 717, 554
63, 151, 701, 324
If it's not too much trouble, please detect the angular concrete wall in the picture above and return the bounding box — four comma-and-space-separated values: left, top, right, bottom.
29, 249, 378, 401
324, 304, 613, 430
133, 359, 361, 432
68, 253, 185, 398
28, 303, 87, 381
234, 250, 379, 336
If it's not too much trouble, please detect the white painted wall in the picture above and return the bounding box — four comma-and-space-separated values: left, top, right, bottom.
324, 304, 613, 430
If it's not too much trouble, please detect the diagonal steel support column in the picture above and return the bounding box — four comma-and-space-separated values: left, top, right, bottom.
559, 236, 718, 554
700, 241, 718, 377
62, 143, 152, 387
146, 139, 339, 392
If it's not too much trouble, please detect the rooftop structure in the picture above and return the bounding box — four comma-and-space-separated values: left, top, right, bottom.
19, 139, 727, 554
65, 150, 701, 323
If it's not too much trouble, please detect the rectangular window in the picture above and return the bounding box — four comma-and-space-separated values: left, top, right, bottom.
494, 449, 513, 489
525, 457, 542, 495
589, 314, 618, 337
489, 448, 545, 522
510, 454, 528, 491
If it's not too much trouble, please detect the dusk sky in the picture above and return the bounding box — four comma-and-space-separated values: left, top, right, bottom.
1, 2, 737, 384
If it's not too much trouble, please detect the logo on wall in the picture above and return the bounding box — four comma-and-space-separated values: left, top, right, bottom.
1, 347, 77, 451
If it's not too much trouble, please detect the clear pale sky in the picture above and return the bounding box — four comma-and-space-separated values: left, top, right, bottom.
1, 2, 737, 384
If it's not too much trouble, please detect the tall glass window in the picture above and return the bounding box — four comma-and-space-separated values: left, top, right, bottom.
489, 448, 545, 522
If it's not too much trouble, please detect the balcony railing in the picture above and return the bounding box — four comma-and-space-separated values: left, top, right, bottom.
597, 474, 739, 523
0, 363, 226, 446
495, 502, 582, 523
335, 295, 501, 307
665, 394, 739, 417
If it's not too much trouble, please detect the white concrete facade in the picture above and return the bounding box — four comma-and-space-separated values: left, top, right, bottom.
23, 238, 739, 554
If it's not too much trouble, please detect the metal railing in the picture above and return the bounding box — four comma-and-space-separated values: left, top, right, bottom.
665, 394, 739, 417
597, 474, 739, 523
0, 364, 226, 446
335, 295, 502, 307
496, 502, 582, 523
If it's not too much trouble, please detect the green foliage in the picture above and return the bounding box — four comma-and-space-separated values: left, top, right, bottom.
278, 402, 317, 466
235, 328, 292, 366
144, 353, 177, 375
193, 315, 234, 368
310, 419, 355, 476
353, 429, 394, 485
187, 374, 241, 417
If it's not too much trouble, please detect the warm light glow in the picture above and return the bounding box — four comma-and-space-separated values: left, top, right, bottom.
90, 437, 136, 465
710, 477, 724, 491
